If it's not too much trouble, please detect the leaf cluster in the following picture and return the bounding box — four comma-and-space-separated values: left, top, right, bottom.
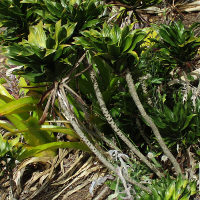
152, 21, 200, 68
139, 175, 197, 200
0, 82, 89, 162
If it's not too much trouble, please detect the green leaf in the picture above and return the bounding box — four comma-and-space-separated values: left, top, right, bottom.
0, 94, 13, 106
18, 141, 90, 161
152, 188, 161, 200
0, 97, 38, 116
18, 77, 29, 95
0, 84, 14, 100
41, 125, 79, 139
82, 19, 99, 30
0, 120, 17, 132
74, 37, 91, 47
130, 32, 146, 51
190, 182, 197, 195
181, 114, 196, 131
0, 134, 10, 157
163, 105, 174, 122
25, 117, 55, 147
6, 114, 27, 131
28, 21, 46, 48
65, 22, 77, 39
44, 0, 63, 18
110, 25, 121, 44
179, 193, 190, 200
159, 28, 176, 47
128, 51, 139, 62
164, 181, 175, 200
55, 19, 62, 48
122, 36, 133, 52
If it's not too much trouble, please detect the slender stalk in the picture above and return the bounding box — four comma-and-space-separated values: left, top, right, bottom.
90, 70, 163, 178
96, 130, 121, 152
39, 89, 54, 124
136, 118, 155, 151
62, 53, 86, 83
182, 71, 190, 94
8, 170, 15, 200
125, 70, 182, 175
57, 85, 151, 194
58, 89, 115, 170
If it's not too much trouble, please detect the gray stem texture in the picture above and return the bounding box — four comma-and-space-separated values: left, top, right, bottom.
90, 70, 163, 178
125, 70, 182, 175
58, 86, 151, 193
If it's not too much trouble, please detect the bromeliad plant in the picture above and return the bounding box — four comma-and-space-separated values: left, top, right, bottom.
138, 175, 197, 200
76, 23, 182, 175
153, 21, 200, 71
21, 0, 105, 29
150, 92, 200, 149
0, 0, 105, 44
3, 20, 77, 83
75, 23, 146, 73
39, 0, 105, 30
0, 0, 40, 43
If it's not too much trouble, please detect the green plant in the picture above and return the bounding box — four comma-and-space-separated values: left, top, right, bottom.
0, 0, 105, 44
138, 175, 197, 200
2, 0, 200, 196
0, 82, 90, 161
0, 134, 23, 177
40, 0, 105, 30
0, 0, 39, 43
76, 21, 182, 175
153, 21, 200, 69
75, 23, 146, 73
149, 92, 200, 148
3, 20, 77, 82
22, 0, 105, 29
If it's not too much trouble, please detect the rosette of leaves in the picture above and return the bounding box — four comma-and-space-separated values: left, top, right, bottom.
23, 0, 105, 31
153, 21, 200, 69
0, 0, 40, 43
138, 175, 197, 200
149, 92, 200, 147
75, 23, 146, 73
3, 20, 77, 83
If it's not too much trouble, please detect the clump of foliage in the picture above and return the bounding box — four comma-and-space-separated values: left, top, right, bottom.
153, 21, 200, 70
0, 134, 23, 177
149, 92, 200, 148
0, 81, 89, 159
0, 0, 200, 199
139, 175, 197, 200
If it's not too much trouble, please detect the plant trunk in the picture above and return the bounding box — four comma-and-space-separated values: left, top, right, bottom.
58, 85, 151, 193
90, 70, 163, 178
125, 70, 182, 176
